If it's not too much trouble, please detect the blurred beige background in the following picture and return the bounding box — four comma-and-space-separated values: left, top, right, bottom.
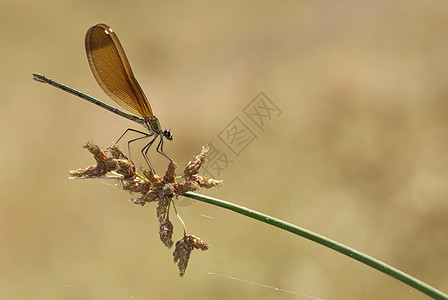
1, 1, 448, 299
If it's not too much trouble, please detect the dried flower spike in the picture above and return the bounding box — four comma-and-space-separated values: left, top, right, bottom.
173, 234, 209, 277
159, 218, 174, 248
69, 143, 220, 277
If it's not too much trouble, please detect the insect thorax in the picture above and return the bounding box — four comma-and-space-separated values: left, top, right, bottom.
144, 115, 162, 134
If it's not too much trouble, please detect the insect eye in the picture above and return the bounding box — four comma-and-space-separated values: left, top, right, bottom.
164, 130, 173, 140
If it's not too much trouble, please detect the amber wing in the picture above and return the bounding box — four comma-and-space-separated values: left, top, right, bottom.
85, 23, 153, 118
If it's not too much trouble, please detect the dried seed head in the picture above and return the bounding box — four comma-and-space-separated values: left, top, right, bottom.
157, 196, 171, 220
131, 187, 158, 206
173, 238, 192, 277
194, 175, 223, 189
142, 168, 162, 185
71, 144, 220, 277
163, 183, 175, 198
108, 145, 127, 159
111, 158, 135, 178
173, 234, 209, 277
84, 142, 109, 164
159, 218, 174, 248
69, 164, 106, 178
70, 143, 135, 178
184, 147, 209, 177
184, 234, 209, 251
163, 160, 177, 183
175, 181, 200, 195
123, 178, 151, 195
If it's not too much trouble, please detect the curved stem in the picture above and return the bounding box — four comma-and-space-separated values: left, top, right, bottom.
183, 192, 448, 300
171, 200, 187, 235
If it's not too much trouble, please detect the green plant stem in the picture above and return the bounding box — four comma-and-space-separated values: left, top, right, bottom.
183, 192, 448, 300
171, 200, 188, 235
